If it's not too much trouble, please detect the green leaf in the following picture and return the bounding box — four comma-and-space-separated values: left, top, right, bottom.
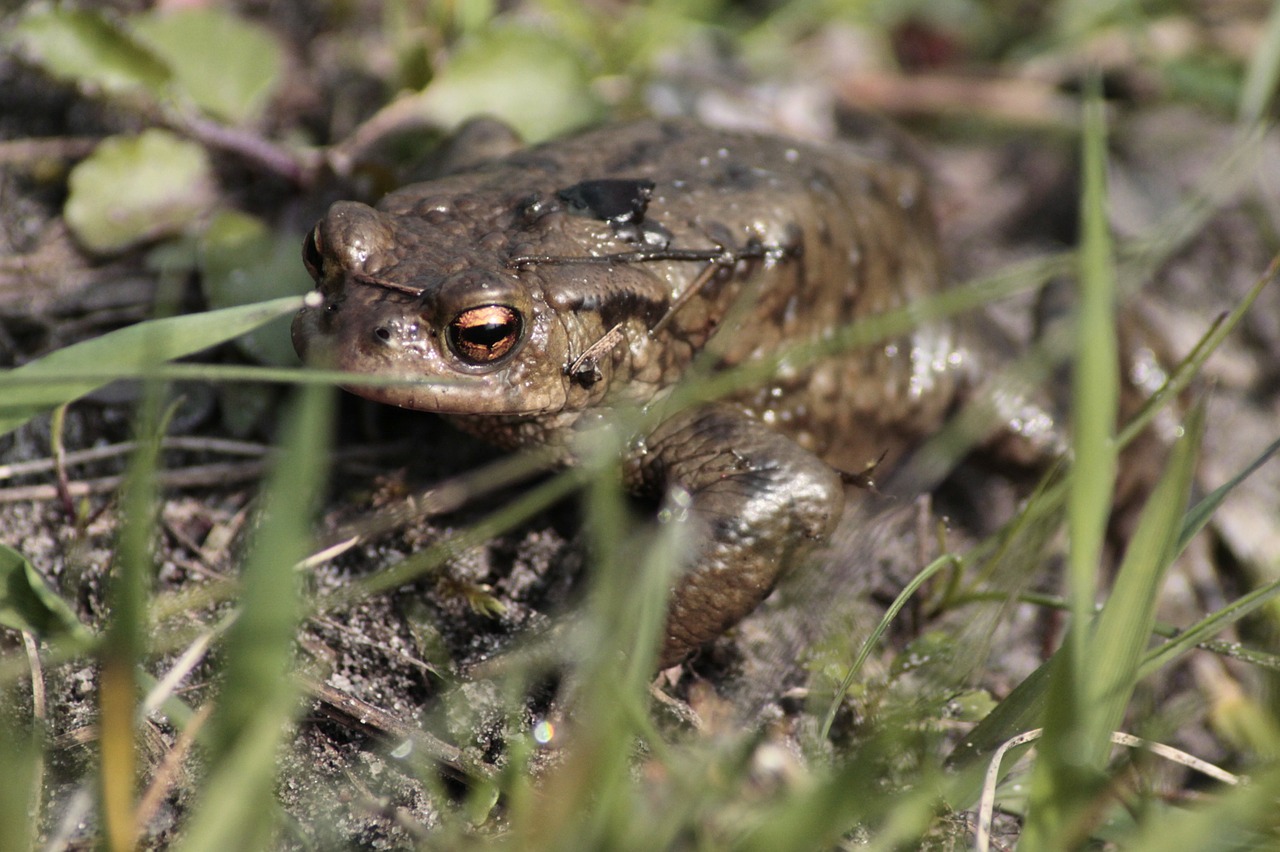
0, 544, 92, 644
8, 6, 170, 100
130, 7, 284, 124
0, 296, 301, 435
416, 24, 601, 143
199, 211, 313, 366
0, 719, 38, 852
65, 130, 218, 255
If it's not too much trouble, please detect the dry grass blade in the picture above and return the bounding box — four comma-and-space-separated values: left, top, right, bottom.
976, 728, 1245, 852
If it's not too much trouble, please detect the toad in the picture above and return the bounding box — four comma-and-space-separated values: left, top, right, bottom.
292, 118, 1033, 667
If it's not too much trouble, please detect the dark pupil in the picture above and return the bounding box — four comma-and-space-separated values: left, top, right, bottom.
302, 229, 324, 279
450, 306, 521, 362
462, 322, 511, 347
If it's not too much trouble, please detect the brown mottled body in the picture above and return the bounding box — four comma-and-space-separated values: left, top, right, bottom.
293, 119, 971, 666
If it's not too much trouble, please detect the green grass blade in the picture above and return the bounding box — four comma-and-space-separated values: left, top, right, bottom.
99, 391, 167, 852
1079, 402, 1203, 756
953, 416, 1279, 772
1238, 0, 1280, 123
1117, 255, 1278, 453
1142, 575, 1280, 678
821, 552, 961, 740
1021, 86, 1119, 850
507, 431, 682, 849
175, 383, 332, 852
1178, 432, 1280, 552
0, 697, 38, 852
329, 463, 587, 608
0, 295, 299, 435
1065, 85, 1119, 667
948, 660, 1054, 769
1022, 403, 1202, 848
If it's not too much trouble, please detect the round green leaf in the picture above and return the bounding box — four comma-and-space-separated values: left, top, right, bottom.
9, 5, 170, 100
65, 129, 217, 255
130, 7, 284, 125
417, 25, 602, 143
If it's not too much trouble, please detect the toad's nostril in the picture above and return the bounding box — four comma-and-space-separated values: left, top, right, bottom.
374, 326, 392, 342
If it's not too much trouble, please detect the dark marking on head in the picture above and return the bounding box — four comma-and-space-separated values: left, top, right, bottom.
557, 179, 655, 226
562, 289, 668, 330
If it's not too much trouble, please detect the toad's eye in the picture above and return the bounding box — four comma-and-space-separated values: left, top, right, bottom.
447, 305, 523, 364
302, 227, 324, 280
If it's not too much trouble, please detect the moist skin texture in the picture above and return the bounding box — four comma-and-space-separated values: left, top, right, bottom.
293, 118, 980, 667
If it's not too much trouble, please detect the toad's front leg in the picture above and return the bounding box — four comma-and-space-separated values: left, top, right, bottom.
630, 404, 845, 668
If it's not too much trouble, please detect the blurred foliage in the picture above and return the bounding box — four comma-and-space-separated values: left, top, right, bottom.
0, 544, 93, 644
64, 129, 216, 254
412, 23, 603, 141
198, 211, 312, 368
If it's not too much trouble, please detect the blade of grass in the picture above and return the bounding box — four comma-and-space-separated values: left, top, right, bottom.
175, 383, 332, 852
1065, 83, 1119, 686
1141, 574, 1280, 678
1238, 0, 1280, 123
1177, 431, 1280, 552
891, 243, 1274, 829
99, 391, 170, 851
0, 295, 299, 435
953, 252, 1275, 599
507, 429, 681, 849
820, 552, 961, 740
1078, 402, 1203, 758
0, 361, 462, 391
1022, 402, 1203, 848
0, 641, 41, 852
952, 414, 1280, 770
948, 661, 1055, 770
0, 736, 37, 851
738, 733, 956, 852
1021, 85, 1119, 850
1117, 255, 1278, 452
324, 464, 589, 608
